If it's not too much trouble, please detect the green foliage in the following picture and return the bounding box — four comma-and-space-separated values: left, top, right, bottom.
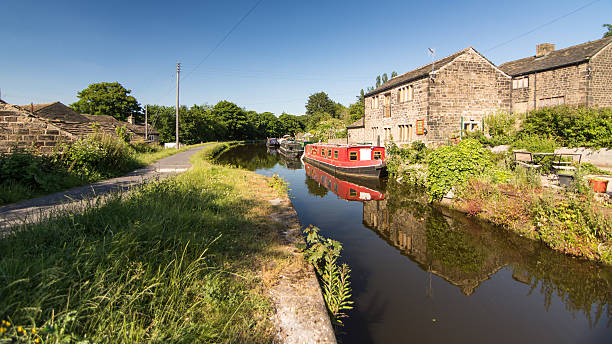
603, 23, 612, 38
510, 134, 558, 153
211, 101, 253, 141
520, 106, 612, 148
56, 133, 136, 180
71, 82, 142, 121
278, 113, 306, 136
305, 92, 337, 118
312, 118, 347, 141
533, 196, 612, 263
268, 173, 289, 196
385, 141, 428, 177
302, 226, 353, 327
114, 124, 132, 143
426, 139, 493, 201
0, 146, 285, 342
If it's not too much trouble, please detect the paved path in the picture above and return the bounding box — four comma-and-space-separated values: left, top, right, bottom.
0, 144, 210, 231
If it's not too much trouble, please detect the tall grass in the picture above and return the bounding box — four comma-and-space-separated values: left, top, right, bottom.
0, 144, 288, 343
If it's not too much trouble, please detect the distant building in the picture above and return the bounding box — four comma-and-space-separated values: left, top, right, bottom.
500, 37, 612, 112
1, 101, 159, 154
350, 37, 612, 146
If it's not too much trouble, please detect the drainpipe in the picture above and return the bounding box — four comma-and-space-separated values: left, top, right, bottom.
460, 116, 463, 139
533, 72, 537, 110
586, 61, 591, 107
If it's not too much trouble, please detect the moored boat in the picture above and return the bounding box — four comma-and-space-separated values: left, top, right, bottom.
303, 143, 386, 179
266, 137, 279, 147
279, 140, 304, 158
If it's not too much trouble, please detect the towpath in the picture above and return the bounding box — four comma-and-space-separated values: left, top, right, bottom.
0, 144, 210, 231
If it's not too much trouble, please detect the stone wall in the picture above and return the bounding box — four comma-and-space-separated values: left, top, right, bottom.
0, 105, 74, 154
346, 127, 365, 144
427, 50, 512, 145
510, 63, 589, 113
589, 43, 612, 107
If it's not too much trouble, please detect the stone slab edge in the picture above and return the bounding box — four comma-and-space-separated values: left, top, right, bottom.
268, 197, 337, 344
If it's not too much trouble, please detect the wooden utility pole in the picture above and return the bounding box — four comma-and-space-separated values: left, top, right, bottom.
145, 104, 148, 141
176, 62, 181, 148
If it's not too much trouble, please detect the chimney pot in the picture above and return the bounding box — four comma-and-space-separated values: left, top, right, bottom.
536, 43, 555, 57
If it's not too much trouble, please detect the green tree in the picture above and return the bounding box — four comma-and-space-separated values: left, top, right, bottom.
391, 71, 398, 78
211, 101, 253, 140
278, 113, 305, 136
247, 111, 282, 139
305, 92, 337, 117
71, 82, 142, 121
382, 73, 388, 84
376, 76, 381, 88
604, 24, 612, 38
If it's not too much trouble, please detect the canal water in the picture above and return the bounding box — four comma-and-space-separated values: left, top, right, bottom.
217, 144, 612, 344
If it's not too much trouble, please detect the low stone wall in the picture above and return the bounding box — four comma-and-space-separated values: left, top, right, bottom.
554, 147, 612, 168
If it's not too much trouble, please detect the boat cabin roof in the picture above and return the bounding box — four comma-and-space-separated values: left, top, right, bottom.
307, 143, 383, 149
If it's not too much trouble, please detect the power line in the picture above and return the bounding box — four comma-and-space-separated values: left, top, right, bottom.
485, 0, 601, 52
181, 0, 264, 82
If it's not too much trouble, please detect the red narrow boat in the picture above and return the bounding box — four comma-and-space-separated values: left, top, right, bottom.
303, 143, 386, 179
304, 162, 385, 201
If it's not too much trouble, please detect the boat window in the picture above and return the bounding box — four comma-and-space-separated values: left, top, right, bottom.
349, 189, 357, 197
349, 151, 358, 161
327, 149, 332, 158
374, 151, 382, 160
321, 148, 325, 156
334, 150, 338, 159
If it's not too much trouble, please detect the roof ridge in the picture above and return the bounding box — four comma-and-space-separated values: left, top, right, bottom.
389, 47, 470, 82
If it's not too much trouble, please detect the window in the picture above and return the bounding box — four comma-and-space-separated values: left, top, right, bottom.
373, 96, 379, 109
384, 128, 392, 141
374, 151, 382, 160
463, 120, 479, 132
416, 119, 425, 135
384, 94, 391, 117
371, 127, 378, 140
398, 124, 411, 142
349, 151, 358, 161
327, 149, 332, 158
512, 77, 529, 89
398, 85, 414, 102
312, 147, 317, 155
349, 189, 357, 197
334, 150, 338, 159
539, 96, 565, 108
321, 148, 326, 156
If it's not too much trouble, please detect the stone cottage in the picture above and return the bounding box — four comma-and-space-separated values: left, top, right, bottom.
351, 37, 612, 146
358, 47, 511, 146
500, 36, 612, 112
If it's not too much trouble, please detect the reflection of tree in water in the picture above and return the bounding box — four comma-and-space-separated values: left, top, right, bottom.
215, 144, 279, 171
365, 181, 612, 326
425, 213, 486, 274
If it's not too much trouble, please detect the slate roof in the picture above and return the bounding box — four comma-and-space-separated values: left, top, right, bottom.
18, 102, 98, 137
365, 48, 473, 97
499, 37, 612, 76
82, 114, 126, 136
346, 117, 364, 129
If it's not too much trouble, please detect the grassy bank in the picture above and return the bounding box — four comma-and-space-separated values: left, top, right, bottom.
387, 139, 612, 265
0, 135, 204, 206
0, 143, 296, 343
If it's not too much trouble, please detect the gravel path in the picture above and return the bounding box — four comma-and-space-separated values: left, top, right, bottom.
0, 145, 209, 231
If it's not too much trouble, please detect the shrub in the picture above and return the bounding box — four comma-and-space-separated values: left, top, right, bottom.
426, 139, 493, 201
521, 106, 612, 148
510, 134, 558, 153
386, 141, 428, 176
56, 133, 136, 180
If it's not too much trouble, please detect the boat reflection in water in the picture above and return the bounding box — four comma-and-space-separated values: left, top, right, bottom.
304, 162, 384, 201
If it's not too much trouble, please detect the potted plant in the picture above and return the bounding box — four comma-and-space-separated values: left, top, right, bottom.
557, 172, 574, 187
588, 177, 609, 193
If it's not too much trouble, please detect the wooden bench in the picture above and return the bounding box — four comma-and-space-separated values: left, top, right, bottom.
552, 153, 582, 172
513, 151, 541, 170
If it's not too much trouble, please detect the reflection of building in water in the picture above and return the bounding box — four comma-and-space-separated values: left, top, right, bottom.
363, 199, 506, 295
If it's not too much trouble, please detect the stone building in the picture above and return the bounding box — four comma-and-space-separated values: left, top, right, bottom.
351, 37, 612, 146
0, 102, 84, 153
1, 101, 159, 154
357, 47, 511, 146
500, 36, 612, 112
346, 117, 365, 144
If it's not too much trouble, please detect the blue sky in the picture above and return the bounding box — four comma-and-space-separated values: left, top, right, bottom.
1, 0, 610, 115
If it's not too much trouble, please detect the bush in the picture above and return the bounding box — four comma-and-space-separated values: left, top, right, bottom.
386, 141, 428, 176
426, 139, 493, 201
510, 134, 558, 153
521, 106, 612, 148
56, 133, 137, 179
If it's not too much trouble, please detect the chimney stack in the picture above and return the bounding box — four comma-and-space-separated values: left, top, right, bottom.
536, 43, 555, 57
